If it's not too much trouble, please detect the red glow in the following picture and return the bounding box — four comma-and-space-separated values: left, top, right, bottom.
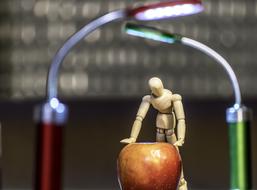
35, 123, 64, 190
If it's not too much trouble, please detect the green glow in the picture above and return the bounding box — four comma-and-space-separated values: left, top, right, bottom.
124, 23, 182, 44
229, 121, 251, 190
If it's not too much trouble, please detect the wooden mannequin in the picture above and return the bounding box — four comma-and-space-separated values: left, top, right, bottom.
121, 77, 187, 190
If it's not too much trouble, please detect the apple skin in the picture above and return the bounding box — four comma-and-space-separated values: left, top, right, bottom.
117, 142, 181, 190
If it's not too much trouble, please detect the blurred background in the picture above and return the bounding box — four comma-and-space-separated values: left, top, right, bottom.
0, 0, 257, 189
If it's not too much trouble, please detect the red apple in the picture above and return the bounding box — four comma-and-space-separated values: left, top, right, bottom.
117, 142, 181, 190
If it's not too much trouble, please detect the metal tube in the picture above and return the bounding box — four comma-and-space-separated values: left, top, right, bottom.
124, 24, 241, 107
226, 106, 252, 190
181, 37, 241, 107
34, 100, 68, 190
47, 10, 126, 100
39, 10, 125, 190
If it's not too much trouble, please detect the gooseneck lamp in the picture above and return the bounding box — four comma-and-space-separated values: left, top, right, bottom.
34, 1, 204, 190
124, 23, 252, 190
47, 0, 203, 101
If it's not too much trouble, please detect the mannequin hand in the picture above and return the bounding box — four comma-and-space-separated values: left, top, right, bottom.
120, 137, 136, 144
173, 139, 184, 147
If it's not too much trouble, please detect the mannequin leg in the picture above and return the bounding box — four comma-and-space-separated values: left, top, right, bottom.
156, 128, 165, 142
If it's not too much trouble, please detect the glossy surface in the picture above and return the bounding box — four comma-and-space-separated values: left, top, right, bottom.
117, 142, 181, 190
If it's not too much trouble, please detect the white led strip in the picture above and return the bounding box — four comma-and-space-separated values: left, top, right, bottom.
135, 4, 203, 21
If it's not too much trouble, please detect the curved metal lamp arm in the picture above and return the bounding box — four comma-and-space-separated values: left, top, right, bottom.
46, 0, 204, 100
47, 9, 127, 100
124, 23, 242, 107
181, 37, 241, 107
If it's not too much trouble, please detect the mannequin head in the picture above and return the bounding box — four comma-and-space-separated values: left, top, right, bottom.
148, 77, 164, 97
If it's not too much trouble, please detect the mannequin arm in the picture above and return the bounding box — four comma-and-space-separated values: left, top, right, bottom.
120, 95, 151, 144
172, 94, 186, 147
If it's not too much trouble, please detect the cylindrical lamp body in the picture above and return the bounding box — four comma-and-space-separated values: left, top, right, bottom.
226, 106, 252, 190
34, 100, 68, 190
